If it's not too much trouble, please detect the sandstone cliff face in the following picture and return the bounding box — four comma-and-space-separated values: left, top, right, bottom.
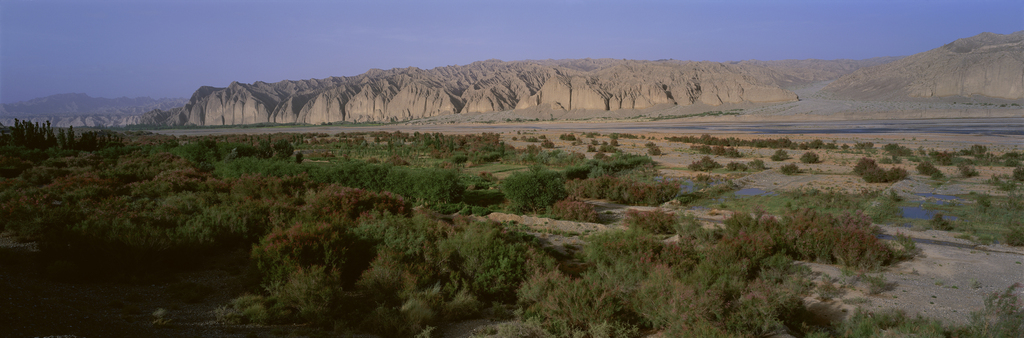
142, 59, 801, 126
823, 31, 1024, 101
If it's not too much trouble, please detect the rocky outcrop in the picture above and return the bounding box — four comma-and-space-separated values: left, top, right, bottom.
823, 31, 1024, 100
142, 59, 801, 126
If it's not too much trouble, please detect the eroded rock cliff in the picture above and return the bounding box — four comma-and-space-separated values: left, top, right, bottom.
141, 59, 800, 126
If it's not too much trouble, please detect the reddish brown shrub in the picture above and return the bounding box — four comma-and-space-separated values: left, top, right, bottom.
552, 199, 598, 223
623, 208, 676, 234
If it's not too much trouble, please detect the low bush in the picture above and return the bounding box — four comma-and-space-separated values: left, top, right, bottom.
929, 150, 956, 165
965, 283, 1024, 337
565, 175, 678, 206
725, 162, 748, 171
930, 213, 953, 231
623, 209, 676, 234
780, 163, 800, 175
1013, 166, 1024, 181
552, 199, 598, 223
916, 161, 943, 178
958, 164, 979, 178
854, 158, 908, 183
724, 209, 897, 269
749, 159, 766, 170
800, 152, 820, 164
688, 156, 721, 172
770, 149, 790, 161
1007, 224, 1024, 247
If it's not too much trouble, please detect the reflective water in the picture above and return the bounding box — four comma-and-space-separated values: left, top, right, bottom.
734, 188, 778, 197
901, 206, 959, 221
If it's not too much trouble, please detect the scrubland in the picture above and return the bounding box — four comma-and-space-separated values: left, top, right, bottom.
1, 119, 1022, 337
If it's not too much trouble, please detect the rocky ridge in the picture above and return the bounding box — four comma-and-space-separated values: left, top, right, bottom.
823, 31, 1024, 101
141, 59, 803, 126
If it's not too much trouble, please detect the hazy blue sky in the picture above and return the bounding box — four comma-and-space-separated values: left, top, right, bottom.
1, 0, 1020, 103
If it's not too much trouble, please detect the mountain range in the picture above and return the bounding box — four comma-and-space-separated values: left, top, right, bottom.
140, 56, 905, 127
3, 31, 1019, 128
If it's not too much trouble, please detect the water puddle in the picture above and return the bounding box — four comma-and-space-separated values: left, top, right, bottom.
901, 206, 959, 221
678, 180, 697, 194
734, 188, 777, 197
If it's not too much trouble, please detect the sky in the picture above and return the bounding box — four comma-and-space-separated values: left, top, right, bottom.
1, 0, 1021, 104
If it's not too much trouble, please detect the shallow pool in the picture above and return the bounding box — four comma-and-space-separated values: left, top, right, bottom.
901, 206, 959, 221
734, 188, 777, 197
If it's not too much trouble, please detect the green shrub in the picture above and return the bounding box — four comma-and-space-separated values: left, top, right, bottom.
749, 159, 766, 170
839, 308, 945, 337
725, 162, 748, 171
562, 165, 591, 180
1014, 166, 1024, 181
916, 160, 942, 177
688, 156, 722, 172
770, 149, 789, 161
780, 163, 800, 175
958, 164, 979, 178
967, 283, 1024, 337
272, 139, 294, 159
854, 158, 908, 183
800, 152, 820, 164
170, 139, 221, 164
883, 143, 914, 157
440, 221, 539, 302
501, 166, 567, 212
1006, 225, 1024, 247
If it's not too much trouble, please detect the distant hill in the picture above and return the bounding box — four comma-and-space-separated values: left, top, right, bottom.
1, 93, 186, 116
736, 57, 903, 88
823, 31, 1024, 101
145, 57, 899, 126
0, 94, 186, 127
